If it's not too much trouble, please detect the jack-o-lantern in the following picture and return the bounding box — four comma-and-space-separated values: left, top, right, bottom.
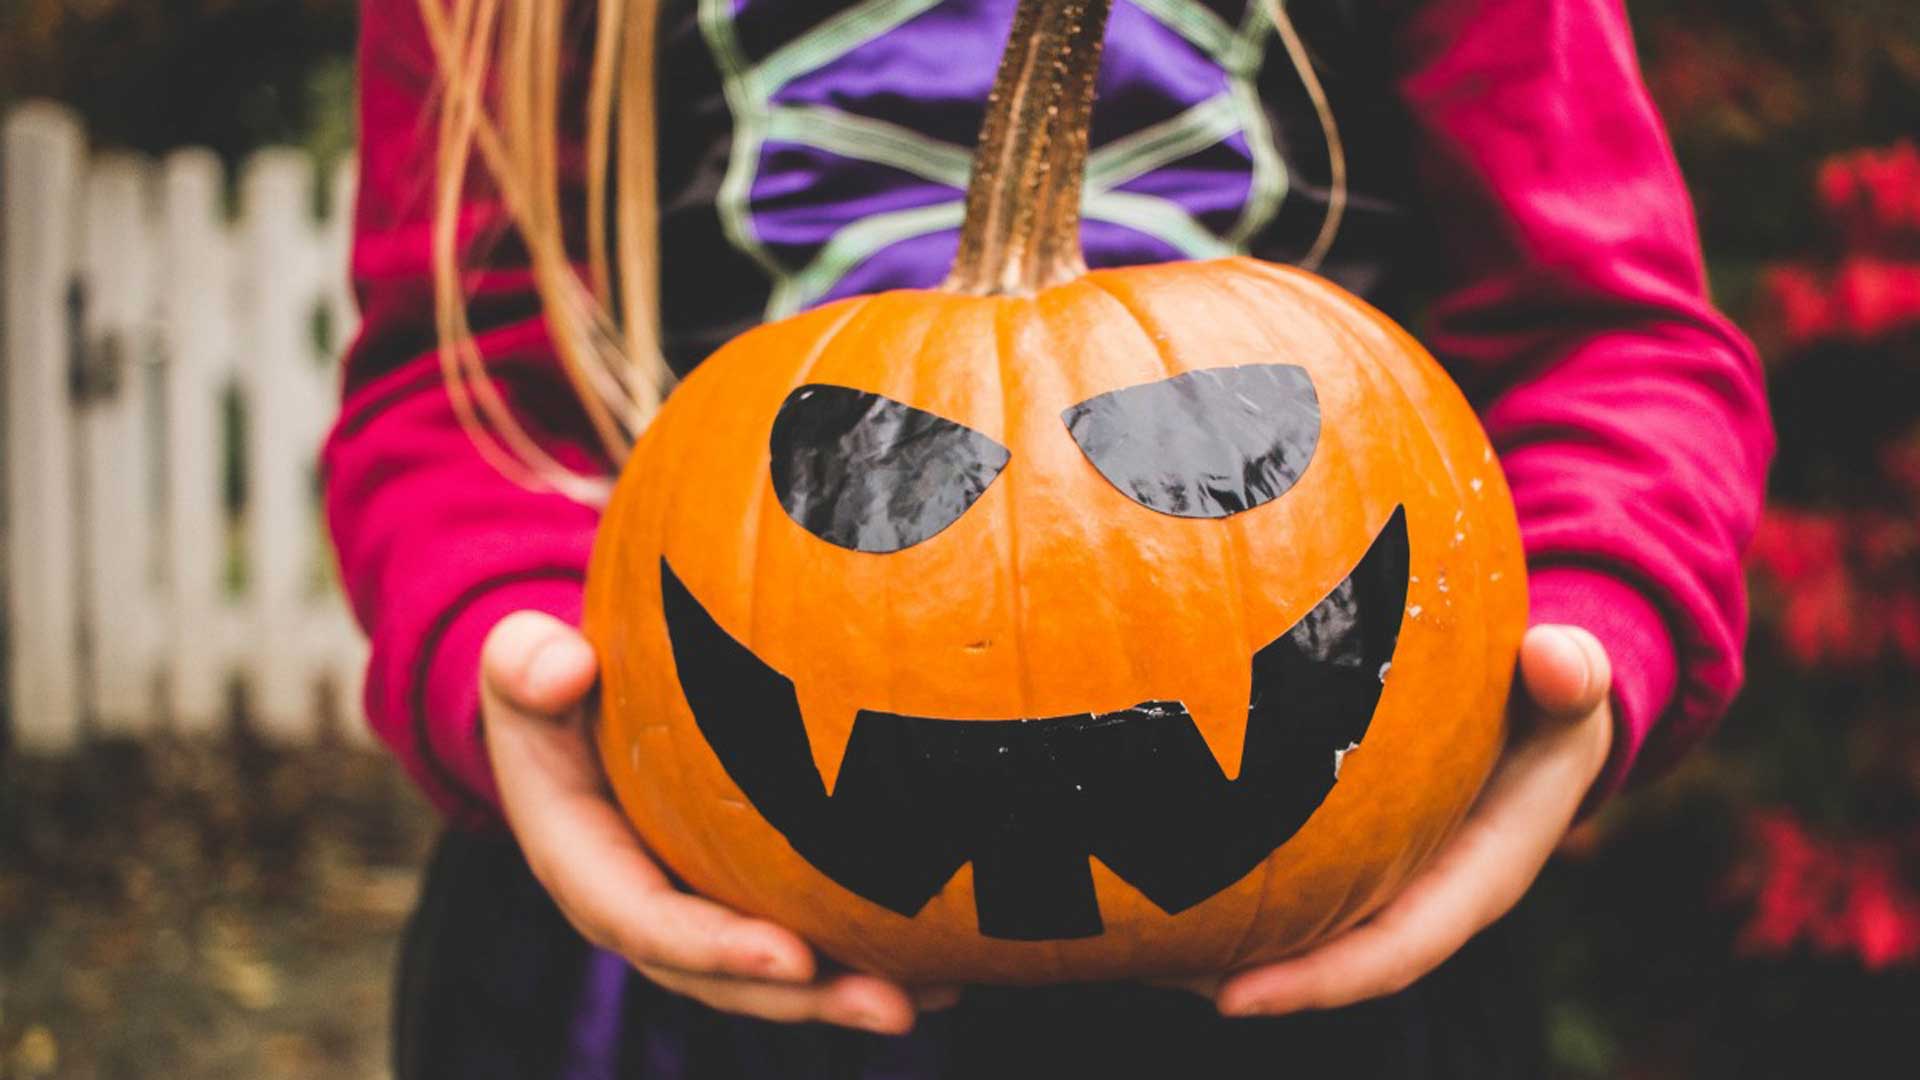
584, 0, 1525, 984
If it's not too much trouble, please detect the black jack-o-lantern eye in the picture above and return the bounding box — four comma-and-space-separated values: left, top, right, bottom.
1062, 363, 1320, 518
771, 384, 1011, 554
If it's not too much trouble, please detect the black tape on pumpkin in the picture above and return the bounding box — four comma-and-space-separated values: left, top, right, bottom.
769, 384, 1010, 553
660, 506, 1409, 941
1063, 363, 1320, 518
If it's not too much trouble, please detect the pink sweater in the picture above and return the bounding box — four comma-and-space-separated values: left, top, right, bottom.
326, 0, 1773, 829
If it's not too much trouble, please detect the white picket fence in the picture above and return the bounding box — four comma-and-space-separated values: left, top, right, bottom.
3, 101, 369, 752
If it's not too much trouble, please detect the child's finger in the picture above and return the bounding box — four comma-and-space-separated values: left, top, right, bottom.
1517, 624, 1611, 725
509, 755, 815, 982
482, 610, 599, 716
578, 864, 818, 983
484, 648, 816, 984
637, 965, 920, 1035
1214, 884, 1478, 1015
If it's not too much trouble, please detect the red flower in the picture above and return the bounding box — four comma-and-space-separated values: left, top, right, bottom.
1782, 567, 1862, 667
1768, 141, 1920, 351
1749, 510, 1920, 669
1843, 855, 1920, 970
1758, 258, 1920, 350
1732, 811, 1920, 970
1748, 511, 1843, 587
1756, 265, 1833, 350
1831, 259, 1920, 342
1816, 140, 1920, 246
1735, 812, 1829, 954
1817, 157, 1858, 223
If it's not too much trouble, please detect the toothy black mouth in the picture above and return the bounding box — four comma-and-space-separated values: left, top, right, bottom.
660, 507, 1409, 942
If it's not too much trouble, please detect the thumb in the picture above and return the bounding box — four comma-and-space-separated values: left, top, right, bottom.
1518, 624, 1611, 725
482, 610, 599, 717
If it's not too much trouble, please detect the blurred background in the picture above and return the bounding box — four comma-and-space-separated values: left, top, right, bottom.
2, 0, 1919, 1077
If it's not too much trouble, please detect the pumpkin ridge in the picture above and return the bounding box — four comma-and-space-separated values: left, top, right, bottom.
729, 294, 880, 920
1166, 268, 1296, 970
1269, 264, 1504, 902
1062, 273, 1189, 699
1075, 269, 1262, 788
990, 295, 1038, 731
1211, 270, 1369, 964
1180, 263, 1295, 651
740, 293, 878, 585
765, 293, 921, 802
1205, 267, 1376, 563
635, 373, 705, 889
1198, 275, 1395, 781
738, 292, 877, 660
874, 293, 968, 735
1348, 303, 1521, 849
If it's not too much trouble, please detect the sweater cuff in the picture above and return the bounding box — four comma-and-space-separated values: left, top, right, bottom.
418, 576, 586, 828
1526, 566, 1680, 807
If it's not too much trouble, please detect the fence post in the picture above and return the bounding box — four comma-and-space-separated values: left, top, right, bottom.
78, 153, 164, 734
237, 149, 324, 741
317, 159, 371, 743
158, 147, 237, 735
3, 104, 85, 752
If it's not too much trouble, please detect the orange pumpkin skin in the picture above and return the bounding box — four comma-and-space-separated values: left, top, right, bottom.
583, 256, 1527, 985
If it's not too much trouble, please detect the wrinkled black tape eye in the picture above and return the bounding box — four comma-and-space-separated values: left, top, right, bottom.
770, 384, 1011, 553
1062, 363, 1320, 518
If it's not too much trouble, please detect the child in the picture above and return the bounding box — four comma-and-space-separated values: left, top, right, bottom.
326, 0, 1772, 1074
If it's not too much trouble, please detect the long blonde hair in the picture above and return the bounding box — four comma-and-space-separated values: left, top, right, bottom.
418, 0, 1344, 501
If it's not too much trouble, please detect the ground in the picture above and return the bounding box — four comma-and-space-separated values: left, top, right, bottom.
0, 735, 437, 1080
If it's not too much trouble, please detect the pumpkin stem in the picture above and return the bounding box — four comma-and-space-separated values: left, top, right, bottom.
944, 0, 1112, 296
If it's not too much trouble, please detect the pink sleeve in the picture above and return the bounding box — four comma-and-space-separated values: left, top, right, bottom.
1395, 0, 1774, 799
325, 0, 600, 827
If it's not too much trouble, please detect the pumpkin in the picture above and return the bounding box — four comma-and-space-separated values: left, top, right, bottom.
583, 0, 1526, 984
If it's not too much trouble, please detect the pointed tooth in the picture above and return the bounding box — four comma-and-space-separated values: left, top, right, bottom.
795, 683, 861, 797
1184, 665, 1253, 781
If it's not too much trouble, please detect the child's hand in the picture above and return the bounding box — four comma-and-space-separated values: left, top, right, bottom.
1164, 623, 1615, 1016
481, 611, 954, 1034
